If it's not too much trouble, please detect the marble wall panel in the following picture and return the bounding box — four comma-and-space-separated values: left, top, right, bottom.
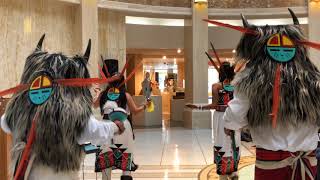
98, 9, 126, 69
0, 0, 79, 90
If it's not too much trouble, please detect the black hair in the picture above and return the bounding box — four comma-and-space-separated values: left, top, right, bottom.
219, 62, 235, 82
99, 75, 127, 114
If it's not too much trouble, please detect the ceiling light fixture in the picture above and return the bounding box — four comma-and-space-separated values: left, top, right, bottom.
177, 48, 182, 54
194, 0, 207, 3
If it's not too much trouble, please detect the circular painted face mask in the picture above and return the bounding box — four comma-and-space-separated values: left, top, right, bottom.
107, 87, 120, 101
108, 108, 128, 122
29, 75, 53, 105
266, 34, 296, 62
223, 84, 234, 92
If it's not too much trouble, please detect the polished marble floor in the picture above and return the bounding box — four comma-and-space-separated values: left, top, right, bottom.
79, 126, 255, 180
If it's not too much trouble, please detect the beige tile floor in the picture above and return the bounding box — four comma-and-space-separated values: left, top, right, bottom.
79, 127, 255, 180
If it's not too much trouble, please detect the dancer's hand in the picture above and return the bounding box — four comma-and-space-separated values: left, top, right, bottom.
114, 120, 125, 135
145, 100, 152, 107
185, 103, 198, 109
92, 84, 102, 98
92, 84, 102, 107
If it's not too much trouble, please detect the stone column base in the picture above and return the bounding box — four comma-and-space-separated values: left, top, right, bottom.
183, 108, 211, 129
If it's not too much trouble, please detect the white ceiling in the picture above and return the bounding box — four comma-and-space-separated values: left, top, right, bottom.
126, 16, 308, 26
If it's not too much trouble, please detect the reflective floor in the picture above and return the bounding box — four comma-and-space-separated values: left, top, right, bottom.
79, 126, 255, 180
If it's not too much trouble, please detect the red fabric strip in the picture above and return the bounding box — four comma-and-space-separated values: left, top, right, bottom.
55, 76, 120, 87
0, 84, 29, 97
0, 76, 121, 97
297, 40, 320, 51
203, 19, 258, 35
14, 110, 39, 180
98, 64, 107, 80
118, 61, 143, 88
269, 64, 281, 128
120, 60, 129, 77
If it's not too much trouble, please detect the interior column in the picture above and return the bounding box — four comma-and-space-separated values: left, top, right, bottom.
98, 10, 126, 70
79, 0, 99, 77
309, 0, 320, 68
183, 1, 210, 129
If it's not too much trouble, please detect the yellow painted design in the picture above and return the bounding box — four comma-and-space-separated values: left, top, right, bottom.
282, 35, 294, 46
42, 76, 51, 87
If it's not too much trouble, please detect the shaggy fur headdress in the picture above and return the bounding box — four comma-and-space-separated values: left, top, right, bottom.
205, 9, 320, 128
221, 10, 320, 128
5, 34, 93, 172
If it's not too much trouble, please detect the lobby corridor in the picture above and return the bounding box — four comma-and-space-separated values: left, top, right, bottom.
80, 127, 255, 180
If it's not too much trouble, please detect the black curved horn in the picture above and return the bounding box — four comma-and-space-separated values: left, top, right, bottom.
241, 14, 249, 27
288, 8, 299, 25
100, 55, 104, 62
36, 34, 46, 51
83, 39, 91, 63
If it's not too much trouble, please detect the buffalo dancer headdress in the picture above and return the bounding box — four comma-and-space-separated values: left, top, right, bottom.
1, 34, 125, 179
204, 9, 320, 128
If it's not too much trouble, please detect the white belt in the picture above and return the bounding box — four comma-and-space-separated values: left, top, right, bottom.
255, 151, 316, 180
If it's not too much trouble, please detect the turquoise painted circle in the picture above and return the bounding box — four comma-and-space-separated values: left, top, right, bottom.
29, 87, 53, 105
223, 85, 234, 92
109, 111, 127, 122
107, 92, 120, 101
266, 46, 296, 62
29, 75, 53, 105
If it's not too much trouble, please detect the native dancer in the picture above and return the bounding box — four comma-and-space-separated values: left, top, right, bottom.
186, 43, 241, 180
0, 34, 125, 180
204, 9, 320, 180
94, 58, 149, 180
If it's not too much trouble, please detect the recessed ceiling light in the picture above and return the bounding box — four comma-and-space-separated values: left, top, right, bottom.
177, 49, 182, 54
232, 49, 236, 53
163, 56, 167, 59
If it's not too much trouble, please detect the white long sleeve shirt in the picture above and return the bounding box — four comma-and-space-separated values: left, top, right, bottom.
223, 92, 319, 152
1, 115, 118, 146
